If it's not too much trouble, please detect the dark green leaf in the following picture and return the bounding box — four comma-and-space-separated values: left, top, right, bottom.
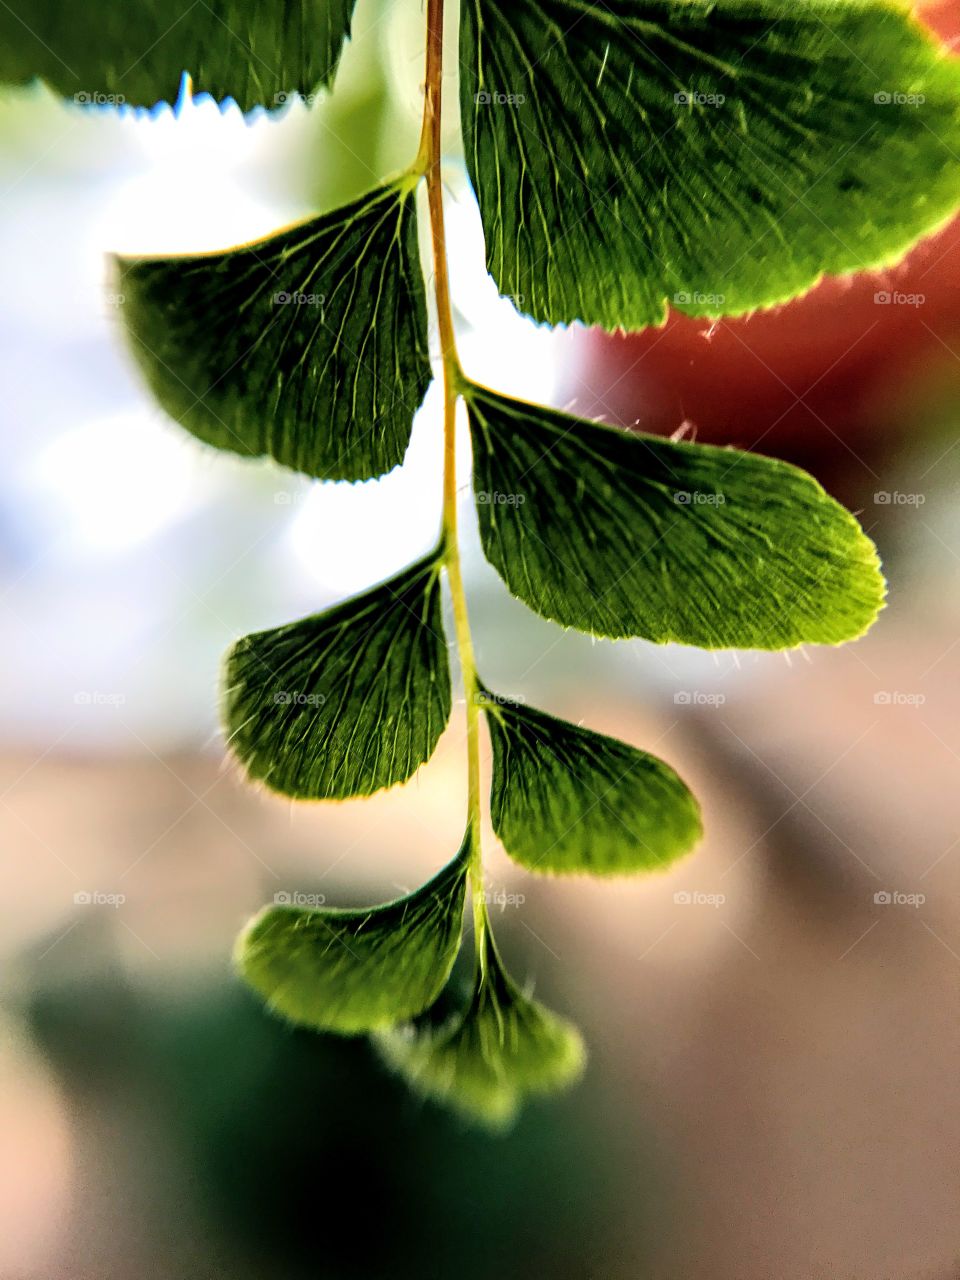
377, 929, 585, 1128
223, 550, 451, 799
464, 382, 885, 649
461, 0, 960, 328
0, 0, 356, 111
479, 687, 701, 875
117, 181, 430, 483
236, 837, 471, 1034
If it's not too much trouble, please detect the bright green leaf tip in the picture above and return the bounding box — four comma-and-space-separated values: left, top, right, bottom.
222, 549, 451, 800
376, 931, 586, 1130
478, 685, 703, 876
235, 835, 471, 1035
464, 382, 886, 651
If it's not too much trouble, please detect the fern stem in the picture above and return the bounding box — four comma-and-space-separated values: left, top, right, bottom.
419, 0, 487, 964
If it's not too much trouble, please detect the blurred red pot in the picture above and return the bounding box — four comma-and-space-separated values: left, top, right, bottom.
568, 1, 960, 495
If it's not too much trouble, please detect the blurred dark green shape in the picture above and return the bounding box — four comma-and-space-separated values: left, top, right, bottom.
378, 929, 586, 1129
25, 948, 646, 1279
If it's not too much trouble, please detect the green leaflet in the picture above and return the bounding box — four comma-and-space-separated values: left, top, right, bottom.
117, 182, 430, 484
460, 0, 960, 329
463, 382, 885, 649
236, 837, 471, 1033
223, 550, 451, 799
0, 0, 356, 111
377, 930, 586, 1128
479, 688, 701, 875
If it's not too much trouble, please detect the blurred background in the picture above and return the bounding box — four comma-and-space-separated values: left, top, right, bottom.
1, 1, 960, 1277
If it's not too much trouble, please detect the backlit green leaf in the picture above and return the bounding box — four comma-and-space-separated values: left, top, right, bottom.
377, 929, 585, 1128
479, 687, 701, 875
223, 550, 451, 799
118, 181, 430, 483
0, 0, 357, 111
236, 837, 470, 1033
461, 0, 960, 329
464, 382, 885, 649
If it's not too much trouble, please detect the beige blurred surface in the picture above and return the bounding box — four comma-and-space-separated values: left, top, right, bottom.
2, 1, 960, 1275
3, 609, 960, 1279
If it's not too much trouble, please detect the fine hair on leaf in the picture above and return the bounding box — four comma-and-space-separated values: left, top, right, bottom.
13, 0, 948, 1128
